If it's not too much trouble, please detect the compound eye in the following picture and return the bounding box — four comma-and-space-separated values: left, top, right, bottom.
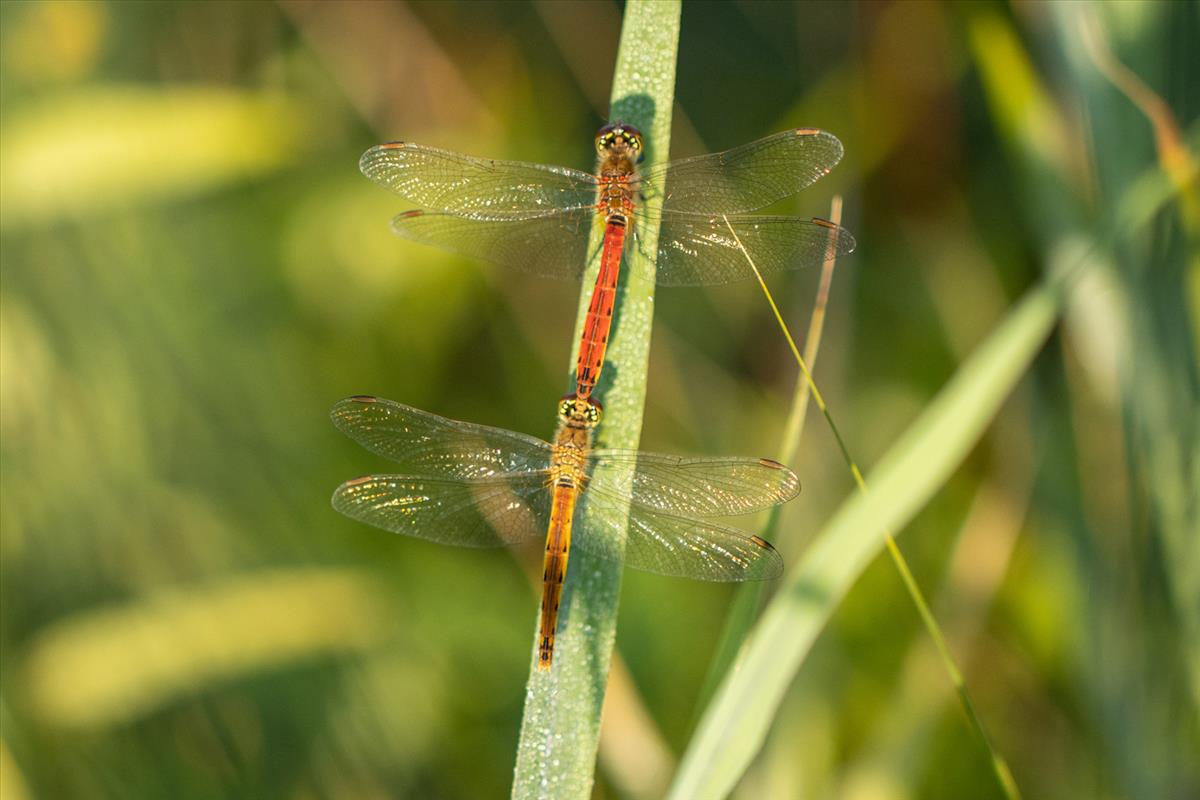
595, 126, 618, 151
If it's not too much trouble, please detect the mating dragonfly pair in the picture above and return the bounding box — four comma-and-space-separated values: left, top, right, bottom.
333, 124, 854, 668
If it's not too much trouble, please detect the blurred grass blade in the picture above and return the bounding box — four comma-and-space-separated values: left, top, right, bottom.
1077, 9, 1199, 228
20, 568, 385, 729
598, 657, 675, 799
725, 219, 1021, 796
1075, 9, 1200, 712
0, 740, 31, 800
0, 85, 319, 228
510, 2, 679, 798
668, 278, 1061, 800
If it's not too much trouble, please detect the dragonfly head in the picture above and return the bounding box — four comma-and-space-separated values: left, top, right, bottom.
558, 393, 602, 428
595, 123, 644, 163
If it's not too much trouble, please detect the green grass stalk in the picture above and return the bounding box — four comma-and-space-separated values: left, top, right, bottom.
510, 3, 679, 798
724, 215, 1022, 799
693, 196, 844, 714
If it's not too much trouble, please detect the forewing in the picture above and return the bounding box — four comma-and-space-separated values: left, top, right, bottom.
639, 129, 843, 214
360, 142, 598, 217
332, 473, 549, 547
390, 208, 595, 280
635, 213, 855, 286
586, 450, 799, 517
575, 489, 783, 581
331, 396, 552, 479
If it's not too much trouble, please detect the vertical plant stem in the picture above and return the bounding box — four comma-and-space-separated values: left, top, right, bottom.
724, 214, 1022, 800
693, 196, 845, 714
510, 3, 679, 798
778, 195, 844, 455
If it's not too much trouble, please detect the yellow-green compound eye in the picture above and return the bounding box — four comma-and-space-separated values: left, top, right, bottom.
584, 404, 602, 425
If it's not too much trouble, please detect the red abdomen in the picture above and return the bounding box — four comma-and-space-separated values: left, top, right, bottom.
574, 218, 626, 400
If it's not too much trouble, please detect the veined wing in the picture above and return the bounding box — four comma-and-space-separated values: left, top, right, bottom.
633, 213, 855, 286
390, 208, 595, 280
360, 142, 598, 218
639, 128, 843, 215
332, 472, 549, 547
331, 396, 552, 479
575, 490, 783, 581
586, 450, 799, 517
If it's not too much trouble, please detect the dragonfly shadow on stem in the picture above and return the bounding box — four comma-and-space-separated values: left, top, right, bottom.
610, 94, 656, 153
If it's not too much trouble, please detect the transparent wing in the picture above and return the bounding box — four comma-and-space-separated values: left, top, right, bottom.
639, 128, 843, 215
633, 213, 855, 286
389, 208, 596, 280
332, 473, 550, 547
331, 396, 552, 479
586, 450, 799, 517
360, 142, 598, 218
576, 489, 783, 581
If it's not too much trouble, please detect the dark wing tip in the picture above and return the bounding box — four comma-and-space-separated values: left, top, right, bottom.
811, 218, 857, 256
756, 457, 802, 500
330, 395, 382, 426
331, 475, 379, 512
792, 128, 844, 168
359, 142, 408, 176
749, 535, 785, 580
750, 534, 776, 551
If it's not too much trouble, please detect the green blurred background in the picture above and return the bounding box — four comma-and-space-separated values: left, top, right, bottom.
1, 1, 1196, 798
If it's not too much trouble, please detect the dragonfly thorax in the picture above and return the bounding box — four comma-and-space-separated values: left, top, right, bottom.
597, 178, 635, 220
552, 394, 600, 453
548, 440, 588, 487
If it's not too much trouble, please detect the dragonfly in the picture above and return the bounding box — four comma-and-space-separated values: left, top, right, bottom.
359, 124, 855, 401
331, 394, 797, 670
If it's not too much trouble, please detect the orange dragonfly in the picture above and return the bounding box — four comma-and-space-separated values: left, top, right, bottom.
331, 394, 796, 670
360, 125, 854, 401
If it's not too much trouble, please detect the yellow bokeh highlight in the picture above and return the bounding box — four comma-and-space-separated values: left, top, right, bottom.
0, 85, 319, 227
22, 568, 387, 729
0, 740, 31, 800
2, 0, 107, 83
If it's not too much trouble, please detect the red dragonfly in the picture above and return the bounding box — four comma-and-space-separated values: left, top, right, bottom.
360, 124, 854, 401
